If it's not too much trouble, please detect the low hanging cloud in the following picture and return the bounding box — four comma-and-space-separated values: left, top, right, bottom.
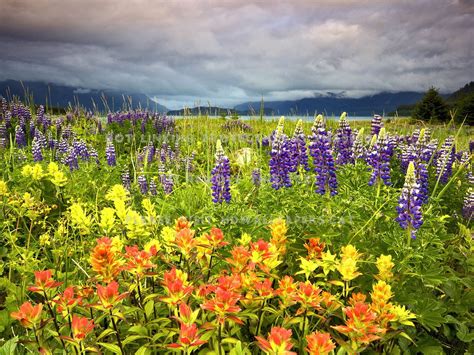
0, 0, 473, 108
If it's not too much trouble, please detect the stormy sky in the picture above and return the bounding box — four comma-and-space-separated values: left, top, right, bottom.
0, 0, 473, 109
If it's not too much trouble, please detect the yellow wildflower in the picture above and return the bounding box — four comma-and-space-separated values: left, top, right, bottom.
105, 184, 130, 203
238, 233, 252, 245
319, 250, 338, 276
69, 203, 92, 235
144, 238, 161, 254
337, 257, 361, 282
111, 236, 124, 253
376, 254, 395, 281
50, 171, 67, 187
341, 244, 360, 261
39, 233, 51, 247
99, 207, 116, 234
297, 257, 319, 279
390, 305, 416, 326
125, 209, 149, 239
0, 180, 8, 196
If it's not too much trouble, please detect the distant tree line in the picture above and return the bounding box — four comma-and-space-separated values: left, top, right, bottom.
400, 82, 474, 124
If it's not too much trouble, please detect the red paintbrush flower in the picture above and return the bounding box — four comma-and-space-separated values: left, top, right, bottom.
175, 216, 192, 232
276, 276, 297, 307
255, 327, 296, 355
28, 270, 63, 294
167, 322, 207, 351
123, 245, 156, 277
306, 332, 336, 355
96, 281, 128, 309
71, 315, 94, 341
226, 245, 251, 272
161, 268, 194, 306
304, 238, 326, 259
292, 281, 323, 314
201, 287, 242, 325
174, 228, 197, 257
53, 286, 82, 316
11, 302, 43, 329
332, 301, 386, 347
205, 227, 229, 249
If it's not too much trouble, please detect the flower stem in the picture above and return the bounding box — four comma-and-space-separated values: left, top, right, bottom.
109, 309, 124, 354
43, 291, 66, 350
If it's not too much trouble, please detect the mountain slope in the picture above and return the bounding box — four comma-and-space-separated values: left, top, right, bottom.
0, 80, 168, 113
235, 92, 424, 116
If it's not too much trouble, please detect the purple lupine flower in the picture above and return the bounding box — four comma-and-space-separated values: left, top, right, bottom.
288, 119, 309, 172
29, 120, 36, 139
63, 147, 79, 171
269, 117, 292, 190
158, 164, 174, 195
121, 169, 131, 190
32, 137, 43, 162
367, 128, 391, 186
89, 147, 100, 165
105, 138, 117, 166
73, 140, 89, 160
352, 128, 366, 161
149, 178, 157, 196
435, 136, 455, 184
15, 125, 27, 148
261, 136, 270, 147
463, 188, 473, 220
138, 174, 148, 194
334, 112, 354, 165
309, 114, 338, 196
0, 123, 7, 149
146, 142, 155, 163
416, 162, 429, 204
252, 168, 261, 187
4, 111, 11, 129
396, 161, 423, 239
211, 140, 231, 203
371, 115, 383, 136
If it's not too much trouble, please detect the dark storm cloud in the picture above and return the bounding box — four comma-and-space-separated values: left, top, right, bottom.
0, 0, 473, 108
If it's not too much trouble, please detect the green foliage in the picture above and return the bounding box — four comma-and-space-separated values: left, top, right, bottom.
413, 87, 450, 122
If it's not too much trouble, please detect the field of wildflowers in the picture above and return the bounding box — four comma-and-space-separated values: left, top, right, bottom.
0, 98, 472, 354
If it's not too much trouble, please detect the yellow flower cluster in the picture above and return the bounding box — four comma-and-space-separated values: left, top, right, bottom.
21, 162, 68, 187
69, 203, 92, 235
337, 244, 361, 282
0, 180, 9, 196
376, 255, 395, 281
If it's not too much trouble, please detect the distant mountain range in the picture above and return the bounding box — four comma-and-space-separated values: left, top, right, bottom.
234, 92, 426, 116
1, 79, 470, 117
0, 80, 168, 113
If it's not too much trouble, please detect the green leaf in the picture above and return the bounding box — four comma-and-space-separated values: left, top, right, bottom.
135, 346, 152, 355
97, 328, 116, 341
0, 336, 18, 355
123, 335, 150, 346
128, 325, 148, 336
144, 300, 154, 319
98, 342, 122, 354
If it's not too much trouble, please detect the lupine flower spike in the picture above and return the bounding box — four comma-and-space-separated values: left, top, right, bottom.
269, 117, 292, 189
396, 161, 423, 240
211, 140, 231, 203
309, 114, 337, 195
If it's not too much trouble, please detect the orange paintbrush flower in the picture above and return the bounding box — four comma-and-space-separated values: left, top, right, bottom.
255, 327, 296, 355
292, 281, 323, 314
306, 332, 336, 355
123, 245, 156, 277
205, 227, 229, 249
53, 286, 82, 316
11, 302, 43, 329
332, 301, 386, 347
226, 245, 251, 272
28, 270, 63, 294
175, 216, 192, 232
276, 275, 297, 307
161, 268, 194, 306
90, 237, 123, 282
304, 238, 326, 259
174, 228, 197, 257
71, 315, 94, 341
96, 281, 129, 309
201, 287, 242, 325
167, 322, 207, 351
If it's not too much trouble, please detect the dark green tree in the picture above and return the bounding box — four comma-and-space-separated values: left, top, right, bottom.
413, 87, 449, 122
456, 92, 474, 125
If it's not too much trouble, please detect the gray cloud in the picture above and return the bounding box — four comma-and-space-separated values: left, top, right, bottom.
0, 0, 473, 108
